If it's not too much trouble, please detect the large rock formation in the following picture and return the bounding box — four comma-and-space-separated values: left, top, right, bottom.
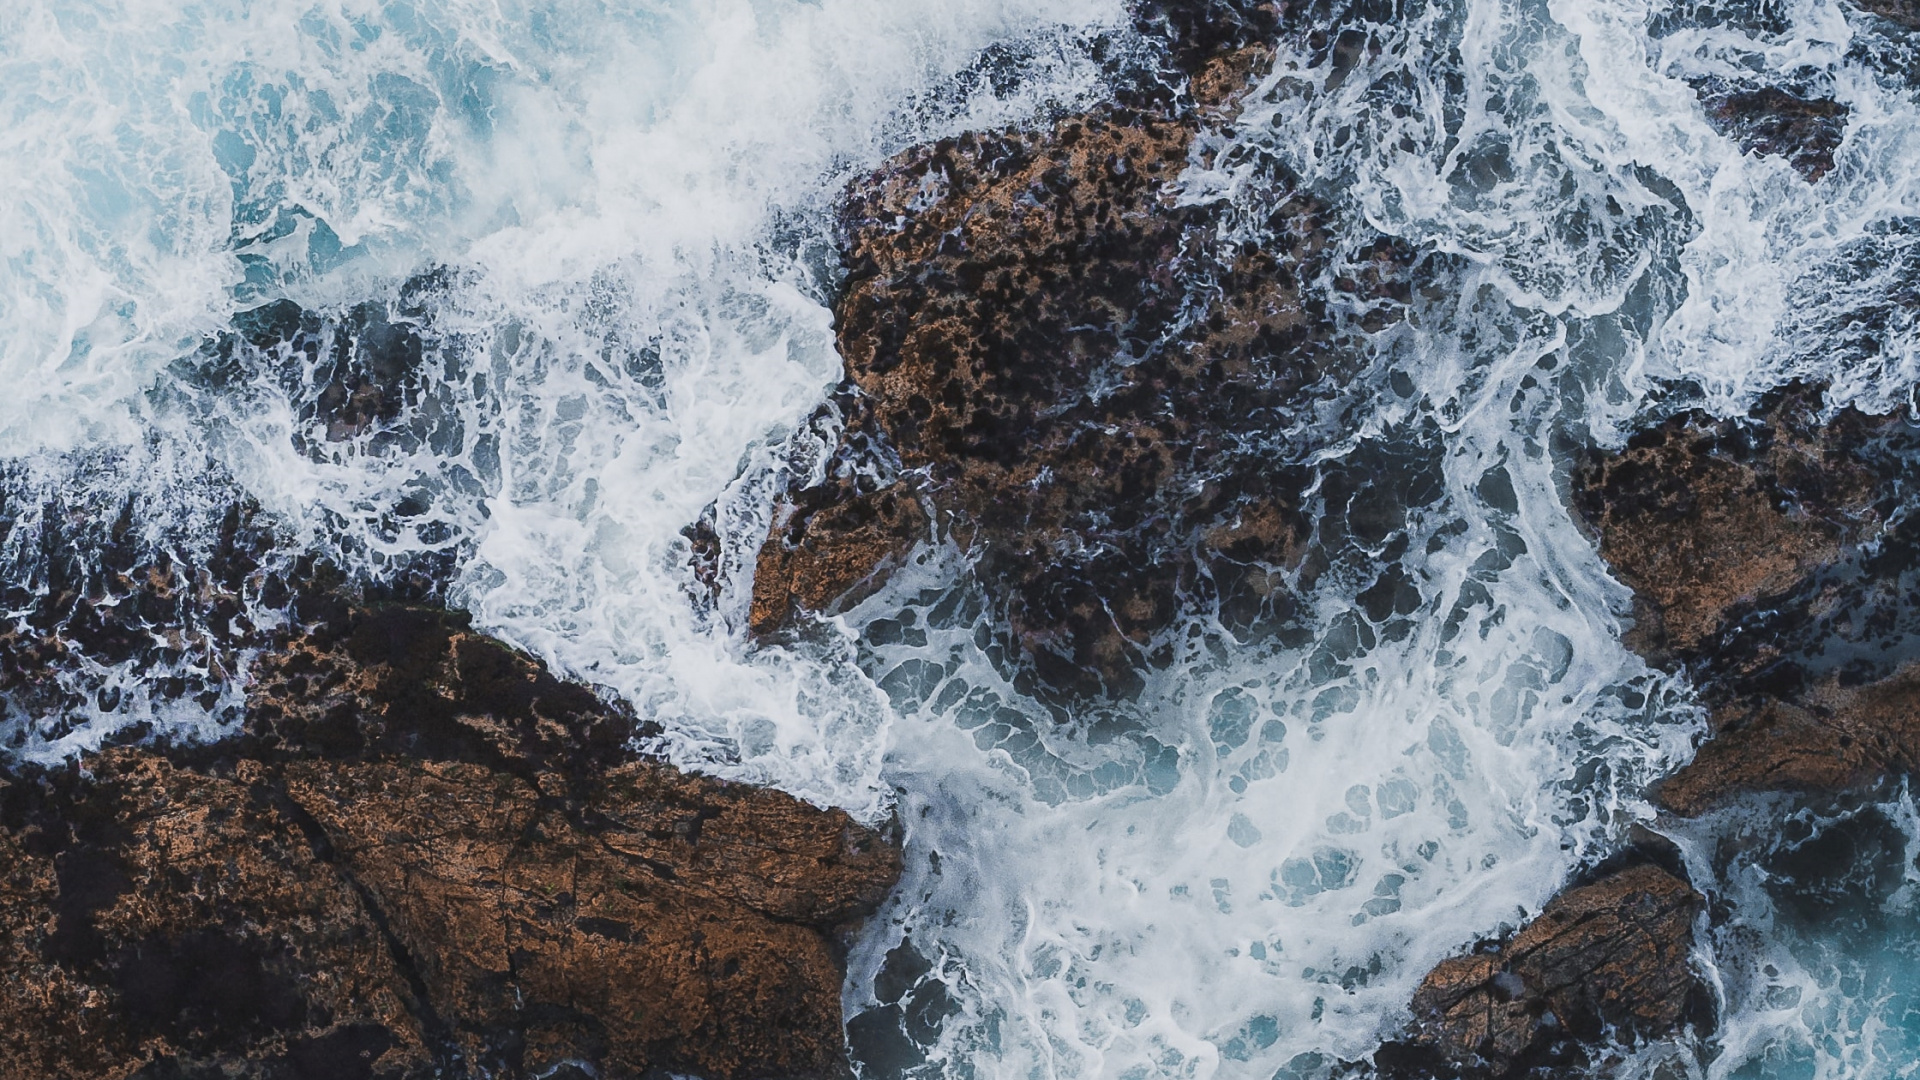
1383, 859, 1707, 1079
1569, 384, 1920, 813
0, 544, 899, 1077
741, 38, 1409, 698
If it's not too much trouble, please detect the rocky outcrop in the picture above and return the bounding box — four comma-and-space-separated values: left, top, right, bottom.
1853, 0, 1920, 28
0, 749, 427, 1080
1654, 668, 1920, 816
0, 587, 899, 1078
1568, 384, 1920, 813
1570, 386, 1883, 659
1693, 82, 1849, 182
1383, 860, 1707, 1079
1390, 388, 1902, 1067
741, 42, 1407, 698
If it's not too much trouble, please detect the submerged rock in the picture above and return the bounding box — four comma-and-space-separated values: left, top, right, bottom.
743, 46, 1406, 698
0, 586, 899, 1077
1383, 860, 1707, 1079
1694, 82, 1849, 182
1131, 0, 1284, 77
1853, 0, 1920, 28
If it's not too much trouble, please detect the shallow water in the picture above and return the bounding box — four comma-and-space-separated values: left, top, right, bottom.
7, 0, 1920, 1076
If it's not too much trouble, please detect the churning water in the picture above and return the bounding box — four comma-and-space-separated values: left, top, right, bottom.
8, 0, 1920, 1076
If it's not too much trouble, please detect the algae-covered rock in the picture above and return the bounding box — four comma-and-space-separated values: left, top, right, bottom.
744, 46, 1405, 698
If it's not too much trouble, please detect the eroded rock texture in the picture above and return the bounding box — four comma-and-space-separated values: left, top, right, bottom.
1571, 386, 1883, 659
1570, 384, 1920, 813
1385, 861, 1706, 1079
0, 603, 899, 1080
742, 43, 1408, 698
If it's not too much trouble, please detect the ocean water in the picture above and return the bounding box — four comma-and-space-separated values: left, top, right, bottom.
6, 0, 1920, 1077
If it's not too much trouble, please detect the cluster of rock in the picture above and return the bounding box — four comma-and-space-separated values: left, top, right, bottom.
720, 3, 1732, 1075
1570, 386, 1920, 815
10, 0, 1920, 1076
1392, 380, 1920, 1078
1693, 82, 1849, 182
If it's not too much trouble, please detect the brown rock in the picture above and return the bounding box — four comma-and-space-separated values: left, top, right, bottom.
1190, 44, 1276, 117
0, 603, 901, 1080
1853, 0, 1920, 27
1694, 83, 1849, 182
742, 46, 1397, 696
1568, 384, 1920, 814
1389, 863, 1706, 1078
1655, 666, 1920, 814
750, 470, 930, 635
285, 757, 887, 1078
1571, 385, 1881, 658
0, 750, 432, 1079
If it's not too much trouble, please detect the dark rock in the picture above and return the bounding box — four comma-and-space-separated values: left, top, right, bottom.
1694, 82, 1849, 182
743, 46, 1405, 697
1854, 0, 1920, 28
1565, 383, 1920, 812
1131, 0, 1284, 76
1383, 862, 1706, 1079
0, 575, 900, 1076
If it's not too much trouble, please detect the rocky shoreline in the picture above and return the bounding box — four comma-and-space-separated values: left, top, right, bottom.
0, 518, 898, 1078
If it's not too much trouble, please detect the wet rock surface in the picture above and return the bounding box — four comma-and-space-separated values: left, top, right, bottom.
1693, 82, 1849, 182
1570, 386, 1885, 660
743, 40, 1408, 699
1569, 384, 1920, 812
1854, 0, 1920, 28
0, 578, 899, 1077
1383, 859, 1707, 1079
